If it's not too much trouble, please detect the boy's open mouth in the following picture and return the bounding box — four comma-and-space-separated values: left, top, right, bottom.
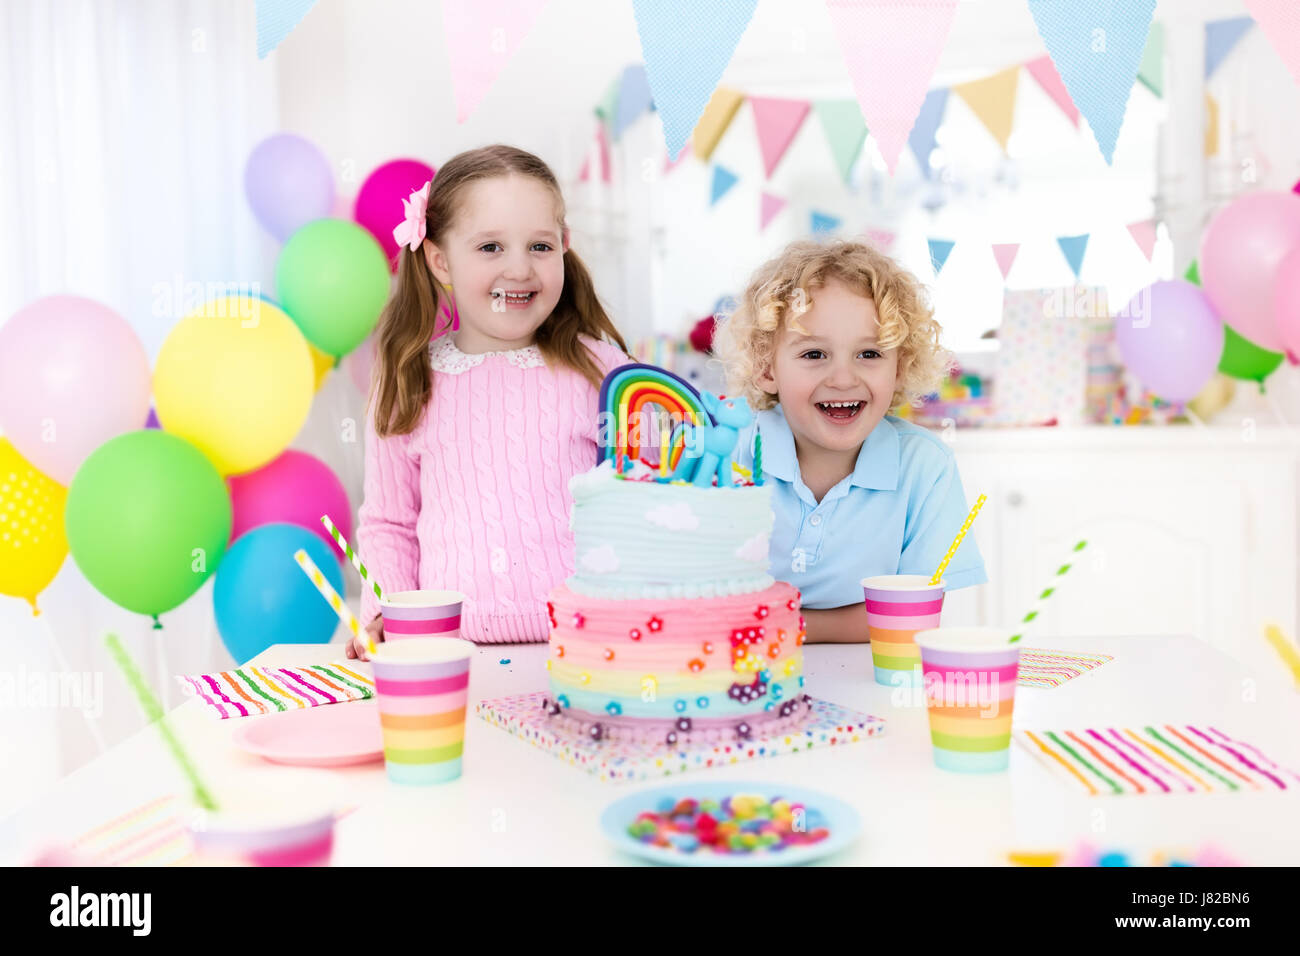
815, 400, 865, 422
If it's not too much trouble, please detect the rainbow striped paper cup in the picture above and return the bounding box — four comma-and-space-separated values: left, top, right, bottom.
371, 637, 473, 785
189, 771, 336, 866
861, 574, 946, 686
914, 626, 1020, 773
379, 589, 465, 642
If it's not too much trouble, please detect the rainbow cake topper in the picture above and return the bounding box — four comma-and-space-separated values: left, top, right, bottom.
598, 363, 713, 471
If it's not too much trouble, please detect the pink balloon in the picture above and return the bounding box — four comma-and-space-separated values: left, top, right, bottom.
345, 333, 378, 396
355, 159, 436, 270
1199, 191, 1300, 352
0, 295, 151, 484
1275, 246, 1300, 361
227, 450, 352, 558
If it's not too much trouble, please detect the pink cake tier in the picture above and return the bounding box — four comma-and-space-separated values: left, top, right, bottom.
544, 581, 806, 745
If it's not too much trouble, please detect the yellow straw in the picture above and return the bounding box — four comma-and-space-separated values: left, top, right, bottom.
930, 493, 987, 585
1264, 624, 1300, 688
294, 549, 372, 655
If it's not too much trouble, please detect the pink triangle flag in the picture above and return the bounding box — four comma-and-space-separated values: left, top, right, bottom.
749, 97, 811, 179
1244, 1, 1300, 87
760, 192, 787, 231
664, 141, 693, 175
596, 122, 612, 183
864, 228, 896, 251
824, 0, 959, 174
991, 243, 1020, 280
578, 157, 591, 182
1024, 55, 1080, 127
1126, 220, 1157, 261
442, 0, 550, 123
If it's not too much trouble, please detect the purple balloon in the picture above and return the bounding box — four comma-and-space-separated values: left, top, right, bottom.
1115, 280, 1224, 402
244, 134, 335, 241
145, 407, 161, 429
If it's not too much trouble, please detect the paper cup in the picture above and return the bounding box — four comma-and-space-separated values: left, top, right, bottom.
914, 626, 1020, 773
861, 574, 945, 686
189, 771, 337, 866
379, 589, 465, 641
371, 637, 473, 785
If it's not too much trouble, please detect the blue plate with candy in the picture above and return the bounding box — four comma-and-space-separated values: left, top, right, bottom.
600, 781, 862, 866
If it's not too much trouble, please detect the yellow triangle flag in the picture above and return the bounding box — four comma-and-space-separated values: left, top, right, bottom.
952, 66, 1020, 151
691, 88, 746, 161
1204, 93, 1219, 157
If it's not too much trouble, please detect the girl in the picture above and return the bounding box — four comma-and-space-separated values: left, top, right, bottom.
350, 145, 629, 658
714, 239, 987, 643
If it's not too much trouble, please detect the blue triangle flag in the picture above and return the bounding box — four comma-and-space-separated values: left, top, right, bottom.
256, 0, 318, 59
1205, 18, 1254, 79
908, 89, 950, 180
811, 211, 841, 236
1057, 233, 1090, 278
1027, 0, 1157, 164
632, 0, 757, 160
614, 65, 655, 140
710, 165, 739, 205
928, 239, 956, 274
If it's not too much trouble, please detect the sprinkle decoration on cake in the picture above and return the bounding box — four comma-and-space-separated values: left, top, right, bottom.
545, 363, 809, 746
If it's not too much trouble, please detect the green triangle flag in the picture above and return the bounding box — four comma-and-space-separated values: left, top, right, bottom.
1137, 21, 1164, 97
595, 75, 622, 133
813, 100, 868, 184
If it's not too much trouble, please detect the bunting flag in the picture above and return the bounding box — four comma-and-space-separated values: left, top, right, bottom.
928, 238, 955, 274
1204, 93, 1220, 157
750, 97, 811, 178
632, 0, 758, 160
710, 165, 739, 205
814, 100, 869, 184
691, 88, 746, 161
1126, 220, 1157, 261
952, 66, 1021, 151
614, 64, 655, 140
442, 1, 550, 123
1027, 0, 1158, 164
992, 243, 1020, 280
664, 141, 693, 174
1137, 21, 1164, 97
1024, 55, 1079, 127
595, 75, 622, 133
811, 211, 842, 235
907, 88, 950, 180
825, 0, 960, 174
864, 228, 896, 251
596, 122, 612, 183
1057, 233, 1090, 278
760, 191, 787, 231
1244, 1, 1300, 88
1205, 18, 1255, 79
255, 0, 318, 58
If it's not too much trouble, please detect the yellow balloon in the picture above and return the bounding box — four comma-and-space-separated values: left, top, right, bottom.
154, 296, 314, 475
0, 439, 69, 613
1187, 373, 1236, 421
308, 343, 335, 392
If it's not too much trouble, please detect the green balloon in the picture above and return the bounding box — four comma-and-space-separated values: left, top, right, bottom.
276, 219, 390, 357
1185, 259, 1283, 386
1184, 260, 1199, 285
66, 431, 231, 619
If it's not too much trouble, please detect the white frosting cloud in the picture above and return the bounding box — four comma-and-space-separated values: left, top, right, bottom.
734, 533, 769, 563
580, 544, 621, 574
644, 501, 700, 532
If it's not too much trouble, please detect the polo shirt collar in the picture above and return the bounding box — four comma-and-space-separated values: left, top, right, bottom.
756, 404, 899, 492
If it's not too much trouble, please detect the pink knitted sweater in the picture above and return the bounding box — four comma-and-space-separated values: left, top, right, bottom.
358, 333, 628, 642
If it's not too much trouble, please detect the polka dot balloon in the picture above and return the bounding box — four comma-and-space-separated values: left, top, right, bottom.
0, 439, 68, 613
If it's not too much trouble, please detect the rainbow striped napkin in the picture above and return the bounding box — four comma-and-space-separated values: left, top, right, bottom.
1017, 648, 1114, 688
177, 661, 374, 719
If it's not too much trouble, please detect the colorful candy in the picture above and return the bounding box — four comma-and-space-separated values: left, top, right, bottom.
625, 792, 831, 856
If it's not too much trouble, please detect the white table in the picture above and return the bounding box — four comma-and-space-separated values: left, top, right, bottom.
4, 635, 1299, 865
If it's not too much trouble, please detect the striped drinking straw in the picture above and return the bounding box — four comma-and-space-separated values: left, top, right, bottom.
1009, 540, 1088, 644
930, 494, 987, 585
320, 514, 383, 602
294, 548, 372, 655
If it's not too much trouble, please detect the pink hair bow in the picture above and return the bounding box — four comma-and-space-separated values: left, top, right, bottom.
393, 180, 431, 252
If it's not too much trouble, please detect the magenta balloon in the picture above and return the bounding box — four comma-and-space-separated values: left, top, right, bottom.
1115, 280, 1225, 402
245, 133, 336, 242
1199, 191, 1300, 352
0, 295, 151, 484
227, 449, 352, 556
355, 159, 436, 270
1275, 246, 1300, 361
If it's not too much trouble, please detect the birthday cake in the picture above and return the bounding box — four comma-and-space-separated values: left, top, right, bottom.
543, 365, 809, 746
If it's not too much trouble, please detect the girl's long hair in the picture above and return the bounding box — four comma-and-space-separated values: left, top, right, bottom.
371, 144, 628, 437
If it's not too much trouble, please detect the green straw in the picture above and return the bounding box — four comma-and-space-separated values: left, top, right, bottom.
104, 633, 218, 811
1009, 540, 1088, 644
320, 514, 383, 601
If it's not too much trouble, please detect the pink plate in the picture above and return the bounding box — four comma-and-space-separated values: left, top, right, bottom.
233, 701, 384, 767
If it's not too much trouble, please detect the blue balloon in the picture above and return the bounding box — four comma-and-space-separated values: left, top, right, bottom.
214, 523, 344, 664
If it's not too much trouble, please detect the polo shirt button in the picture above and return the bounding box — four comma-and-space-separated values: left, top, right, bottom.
809, 514, 822, 526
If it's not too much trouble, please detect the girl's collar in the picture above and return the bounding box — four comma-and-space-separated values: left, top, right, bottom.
429, 334, 545, 373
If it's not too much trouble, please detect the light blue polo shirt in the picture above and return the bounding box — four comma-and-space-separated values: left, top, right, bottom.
734, 405, 988, 609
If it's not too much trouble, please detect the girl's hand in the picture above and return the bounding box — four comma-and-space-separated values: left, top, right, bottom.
347, 616, 384, 661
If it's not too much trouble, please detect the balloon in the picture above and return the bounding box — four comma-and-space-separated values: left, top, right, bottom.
0, 295, 151, 485
275, 219, 390, 357
228, 450, 352, 555
1115, 281, 1224, 402
1185, 259, 1284, 385
308, 342, 335, 391
1187, 373, 1236, 421
65, 431, 232, 621
153, 295, 314, 476
1274, 245, 1300, 363
354, 159, 436, 269
0, 439, 68, 613
345, 333, 378, 396
244, 133, 335, 242
1199, 191, 1300, 352
213, 523, 343, 664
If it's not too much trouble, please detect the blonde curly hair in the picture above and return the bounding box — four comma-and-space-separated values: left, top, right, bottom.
712, 239, 952, 412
